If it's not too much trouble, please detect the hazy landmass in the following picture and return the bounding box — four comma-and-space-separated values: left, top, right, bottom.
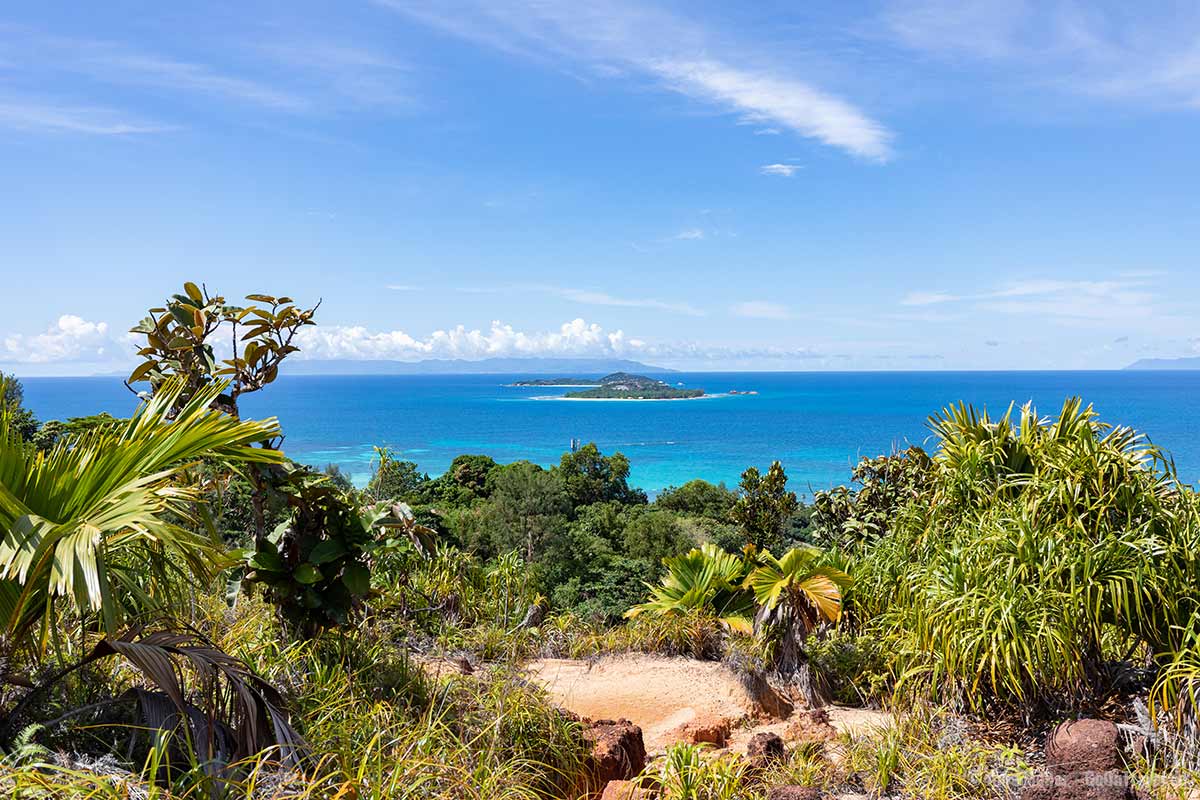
1125, 356, 1200, 370
287, 357, 675, 375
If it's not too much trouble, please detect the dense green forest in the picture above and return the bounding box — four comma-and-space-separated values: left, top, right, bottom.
2, 283, 1199, 799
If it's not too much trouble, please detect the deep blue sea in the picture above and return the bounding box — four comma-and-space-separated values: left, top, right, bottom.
17, 372, 1200, 496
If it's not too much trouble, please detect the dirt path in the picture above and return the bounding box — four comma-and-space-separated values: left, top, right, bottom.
526, 655, 891, 754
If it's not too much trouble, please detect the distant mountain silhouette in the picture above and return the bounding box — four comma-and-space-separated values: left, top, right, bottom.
286, 357, 677, 375
1125, 357, 1200, 370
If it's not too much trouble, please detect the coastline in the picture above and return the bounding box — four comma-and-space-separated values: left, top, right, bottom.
507, 383, 602, 388
535, 394, 721, 402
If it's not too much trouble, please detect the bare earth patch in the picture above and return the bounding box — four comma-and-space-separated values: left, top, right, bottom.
526, 655, 891, 754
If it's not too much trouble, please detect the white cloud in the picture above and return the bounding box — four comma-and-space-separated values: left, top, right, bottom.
297, 318, 632, 361
731, 301, 793, 320
652, 59, 891, 161
380, 0, 892, 160
760, 163, 802, 177
672, 227, 705, 240
3, 315, 112, 363
386, 284, 419, 291
298, 316, 831, 366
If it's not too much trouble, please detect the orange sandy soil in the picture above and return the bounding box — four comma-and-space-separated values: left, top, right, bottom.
526, 655, 891, 754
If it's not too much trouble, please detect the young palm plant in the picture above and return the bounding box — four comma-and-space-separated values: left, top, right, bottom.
625, 544, 755, 634
746, 546, 851, 706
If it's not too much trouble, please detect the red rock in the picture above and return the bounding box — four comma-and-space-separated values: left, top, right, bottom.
600, 780, 656, 800
583, 719, 647, 786
1019, 770, 1141, 800
669, 714, 732, 746
766, 787, 823, 800
1046, 720, 1122, 775
746, 731, 786, 767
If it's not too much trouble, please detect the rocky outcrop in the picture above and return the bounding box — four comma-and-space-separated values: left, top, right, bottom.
584, 719, 647, 786
1046, 720, 1122, 774
1020, 719, 1144, 800
669, 714, 732, 746
746, 731, 786, 769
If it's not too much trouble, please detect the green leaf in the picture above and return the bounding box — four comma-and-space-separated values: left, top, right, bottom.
248, 550, 284, 572
294, 563, 323, 585
342, 562, 370, 596
128, 361, 156, 383
183, 282, 203, 302
307, 539, 346, 565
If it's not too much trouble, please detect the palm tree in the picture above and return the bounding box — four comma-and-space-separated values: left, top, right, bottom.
626, 544, 755, 634
0, 377, 283, 660
745, 546, 851, 706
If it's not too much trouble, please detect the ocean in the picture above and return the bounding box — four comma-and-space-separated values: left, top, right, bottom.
17, 371, 1200, 496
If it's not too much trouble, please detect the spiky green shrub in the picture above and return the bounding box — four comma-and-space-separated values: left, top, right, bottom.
845, 398, 1200, 713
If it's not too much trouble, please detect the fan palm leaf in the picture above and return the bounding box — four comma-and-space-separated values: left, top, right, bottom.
0, 377, 283, 653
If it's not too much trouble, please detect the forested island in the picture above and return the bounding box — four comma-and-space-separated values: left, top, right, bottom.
515, 371, 707, 399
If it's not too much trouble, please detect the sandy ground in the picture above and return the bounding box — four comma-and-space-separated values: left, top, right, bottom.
526, 655, 891, 754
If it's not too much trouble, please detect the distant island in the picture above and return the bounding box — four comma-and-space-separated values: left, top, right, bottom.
513, 372, 707, 399
1125, 356, 1200, 371
509, 377, 603, 386
286, 357, 676, 376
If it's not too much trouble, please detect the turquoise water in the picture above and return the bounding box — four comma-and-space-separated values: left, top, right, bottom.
18, 372, 1200, 496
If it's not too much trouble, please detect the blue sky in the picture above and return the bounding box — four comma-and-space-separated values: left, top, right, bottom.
2, 0, 1199, 374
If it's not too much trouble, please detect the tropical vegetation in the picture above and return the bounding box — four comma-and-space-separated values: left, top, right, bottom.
2, 283, 1200, 798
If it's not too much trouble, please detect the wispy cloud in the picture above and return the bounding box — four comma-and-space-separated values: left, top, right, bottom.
77, 50, 310, 111
731, 301, 793, 320
458, 284, 706, 316
551, 287, 705, 316
0, 98, 172, 135
671, 227, 705, 240
386, 284, 420, 291
0, 26, 412, 136
378, 0, 892, 160
900, 276, 1162, 323
878, 1, 1200, 111
760, 163, 802, 177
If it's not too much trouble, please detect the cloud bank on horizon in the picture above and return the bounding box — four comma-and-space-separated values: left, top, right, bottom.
1, 1, 1199, 372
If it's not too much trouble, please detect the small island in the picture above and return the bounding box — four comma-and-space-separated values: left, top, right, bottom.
509, 377, 602, 386
551, 372, 706, 399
